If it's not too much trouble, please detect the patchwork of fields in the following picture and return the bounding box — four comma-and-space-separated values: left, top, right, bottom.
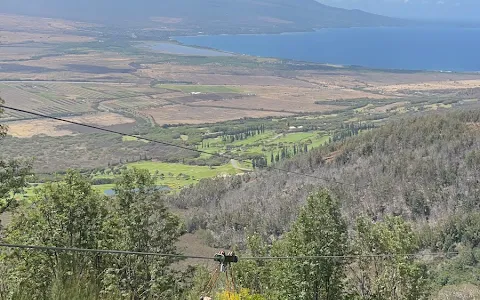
2, 17, 480, 191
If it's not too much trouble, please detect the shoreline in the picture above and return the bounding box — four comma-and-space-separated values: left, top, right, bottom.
166, 28, 480, 75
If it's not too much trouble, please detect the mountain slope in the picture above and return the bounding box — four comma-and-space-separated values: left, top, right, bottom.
169, 108, 480, 247
0, 0, 404, 31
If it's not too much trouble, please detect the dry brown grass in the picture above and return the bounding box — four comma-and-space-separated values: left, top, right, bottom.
0, 30, 94, 44
0, 13, 96, 32
298, 70, 480, 92
23, 52, 133, 69
369, 79, 480, 94
192, 97, 344, 113
5, 112, 136, 138
142, 104, 293, 125
0, 46, 51, 61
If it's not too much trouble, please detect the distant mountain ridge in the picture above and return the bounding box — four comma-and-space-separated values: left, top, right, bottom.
0, 0, 405, 32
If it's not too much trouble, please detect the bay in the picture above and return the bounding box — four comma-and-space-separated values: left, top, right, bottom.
176, 27, 480, 72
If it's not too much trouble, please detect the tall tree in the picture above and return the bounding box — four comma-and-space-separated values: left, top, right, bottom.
103, 168, 185, 299
349, 216, 429, 300
0, 97, 32, 215
2, 171, 110, 299
271, 190, 348, 300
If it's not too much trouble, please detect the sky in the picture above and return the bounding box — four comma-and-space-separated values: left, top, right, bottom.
318, 0, 480, 21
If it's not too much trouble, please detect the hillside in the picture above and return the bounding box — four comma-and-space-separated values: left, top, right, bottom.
169, 109, 480, 247
0, 0, 404, 32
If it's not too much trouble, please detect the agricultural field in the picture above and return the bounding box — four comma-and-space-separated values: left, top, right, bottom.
6, 113, 136, 138
2, 15, 480, 184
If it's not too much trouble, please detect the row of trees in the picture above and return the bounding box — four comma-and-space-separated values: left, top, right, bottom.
251, 144, 311, 169
332, 122, 375, 143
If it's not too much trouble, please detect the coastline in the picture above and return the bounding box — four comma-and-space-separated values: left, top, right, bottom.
168, 27, 480, 74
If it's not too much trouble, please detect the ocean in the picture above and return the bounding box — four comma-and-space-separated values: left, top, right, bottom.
175, 27, 480, 72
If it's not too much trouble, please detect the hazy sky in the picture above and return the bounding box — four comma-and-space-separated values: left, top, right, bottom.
318, 0, 480, 21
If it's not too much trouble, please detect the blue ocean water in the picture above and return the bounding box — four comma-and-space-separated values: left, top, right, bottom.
176, 27, 480, 72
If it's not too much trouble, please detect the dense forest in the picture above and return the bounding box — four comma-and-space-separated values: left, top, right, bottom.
2, 101, 480, 299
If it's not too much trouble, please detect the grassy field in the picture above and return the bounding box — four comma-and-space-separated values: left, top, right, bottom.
94, 161, 239, 193
198, 130, 331, 165
122, 136, 149, 143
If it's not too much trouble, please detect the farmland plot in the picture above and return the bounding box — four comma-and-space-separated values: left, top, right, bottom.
0, 83, 94, 120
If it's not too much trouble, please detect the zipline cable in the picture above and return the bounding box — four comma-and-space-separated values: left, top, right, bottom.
0, 243, 459, 260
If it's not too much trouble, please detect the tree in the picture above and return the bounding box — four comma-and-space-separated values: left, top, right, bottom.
0, 97, 32, 216
2, 171, 110, 299
349, 216, 429, 300
235, 233, 274, 296
1, 169, 190, 299
103, 168, 186, 299
271, 190, 348, 300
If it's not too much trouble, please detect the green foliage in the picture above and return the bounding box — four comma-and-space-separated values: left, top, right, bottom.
349, 216, 429, 300
271, 190, 348, 300
432, 248, 480, 288
102, 168, 186, 298
0, 101, 32, 216
0, 169, 188, 299
0, 159, 32, 214
234, 234, 273, 296
2, 171, 110, 299
422, 212, 480, 252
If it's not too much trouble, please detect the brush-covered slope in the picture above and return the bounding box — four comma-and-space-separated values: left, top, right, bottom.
169, 109, 480, 247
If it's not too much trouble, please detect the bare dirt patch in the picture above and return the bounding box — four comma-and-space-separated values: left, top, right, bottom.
6, 113, 136, 138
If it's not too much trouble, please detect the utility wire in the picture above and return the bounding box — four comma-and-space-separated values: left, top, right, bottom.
0, 243, 459, 260
0, 105, 352, 185
241, 252, 460, 260
0, 243, 212, 260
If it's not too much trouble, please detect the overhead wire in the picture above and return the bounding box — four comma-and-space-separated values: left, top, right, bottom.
0, 243, 459, 260
0, 104, 353, 186
0, 243, 212, 260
